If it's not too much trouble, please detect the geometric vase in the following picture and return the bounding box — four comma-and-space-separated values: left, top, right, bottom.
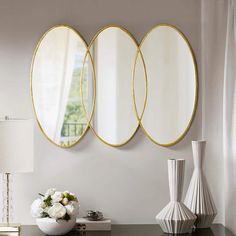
156, 159, 197, 234
184, 141, 217, 228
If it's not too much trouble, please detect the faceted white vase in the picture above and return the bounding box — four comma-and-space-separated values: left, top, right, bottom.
184, 141, 217, 228
156, 159, 196, 234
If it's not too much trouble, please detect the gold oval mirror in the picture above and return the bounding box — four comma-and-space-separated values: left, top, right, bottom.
135, 24, 198, 146
81, 26, 146, 147
31, 25, 94, 147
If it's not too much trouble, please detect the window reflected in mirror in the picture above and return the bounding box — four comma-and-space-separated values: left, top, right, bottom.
31, 26, 93, 147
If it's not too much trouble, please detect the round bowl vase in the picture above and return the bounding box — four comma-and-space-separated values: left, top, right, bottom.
36, 218, 76, 235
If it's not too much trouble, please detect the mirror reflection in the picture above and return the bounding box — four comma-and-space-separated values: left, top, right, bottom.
135, 25, 197, 146
82, 26, 146, 146
31, 26, 93, 147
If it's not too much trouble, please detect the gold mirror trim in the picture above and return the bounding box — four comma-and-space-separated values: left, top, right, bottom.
30, 25, 93, 148
137, 24, 198, 147
80, 25, 148, 147
132, 42, 148, 124
30, 24, 198, 148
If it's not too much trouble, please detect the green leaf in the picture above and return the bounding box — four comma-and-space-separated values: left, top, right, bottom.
67, 194, 76, 201
43, 195, 52, 207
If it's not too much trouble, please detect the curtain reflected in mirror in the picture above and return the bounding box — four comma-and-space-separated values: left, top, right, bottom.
31, 26, 93, 147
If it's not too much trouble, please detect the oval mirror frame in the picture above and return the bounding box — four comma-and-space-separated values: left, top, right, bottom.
30, 25, 95, 148
136, 24, 198, 147
81, 25, 147, 147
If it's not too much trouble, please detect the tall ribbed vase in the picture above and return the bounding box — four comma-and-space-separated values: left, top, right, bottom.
184, 141, 217, 228
156, 159, 196, 234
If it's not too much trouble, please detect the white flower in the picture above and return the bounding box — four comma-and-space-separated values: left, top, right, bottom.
62, 198, 69, 206
31, 189, 79, 220
65, 201, 79, 218
48, 203, 66, 219
45, 188, 56, 197
41, 202, 47, 209
51, 191, 63, 203
44, 207, 49, 213
31, 199, 44, 218
63, 191, 69, 195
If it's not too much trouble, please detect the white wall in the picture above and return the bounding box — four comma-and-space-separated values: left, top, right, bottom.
0, 0, 224, 225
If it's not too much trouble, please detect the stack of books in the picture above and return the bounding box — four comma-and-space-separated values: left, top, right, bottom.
74, 218, 111, 231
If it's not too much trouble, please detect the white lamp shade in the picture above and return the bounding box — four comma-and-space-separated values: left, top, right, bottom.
0, 119, 34, 173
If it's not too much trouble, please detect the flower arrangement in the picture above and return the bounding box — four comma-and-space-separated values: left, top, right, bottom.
31, 188, 79, 221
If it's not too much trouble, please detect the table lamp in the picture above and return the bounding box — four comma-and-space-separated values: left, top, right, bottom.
0, 118, 33, 232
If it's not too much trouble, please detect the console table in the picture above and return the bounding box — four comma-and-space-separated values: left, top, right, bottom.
20, 224, 234, 236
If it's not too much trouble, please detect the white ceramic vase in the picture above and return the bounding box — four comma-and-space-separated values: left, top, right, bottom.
156, 159, 197, 234
36, 218, 76, 235
184, 141, 217, 228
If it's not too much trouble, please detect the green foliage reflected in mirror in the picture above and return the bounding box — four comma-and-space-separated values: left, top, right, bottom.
31, 25, 94, 147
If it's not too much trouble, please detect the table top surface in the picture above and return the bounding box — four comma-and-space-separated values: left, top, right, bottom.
19, 224, 235, 236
